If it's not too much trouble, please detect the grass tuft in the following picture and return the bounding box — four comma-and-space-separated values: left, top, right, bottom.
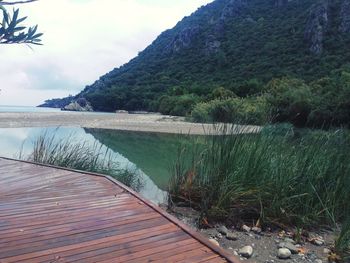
20, 132, 143, 191
169, 124, 350, 229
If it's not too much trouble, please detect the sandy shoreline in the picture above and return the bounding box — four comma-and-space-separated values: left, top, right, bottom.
0, 112, 260, 135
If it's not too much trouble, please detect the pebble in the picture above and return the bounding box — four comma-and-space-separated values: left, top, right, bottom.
226, 232, 238, 241
310, 236, 325, 246
284, 238, 296, 244
313, 239, 324, 246
209, 238, 220, 247
255, 235, 262, 240
323, 248, 331, 254
252, 226, 262, 234
218, 226, 229, 235
278, 242, 299, 254
315, 260, 323, 263
216, 233, 223, 239
306, 252, 318, 261
278, 248, 292, 259
242, 225, 251, 232
233, 250, 239, 256
238, 245, 253, 258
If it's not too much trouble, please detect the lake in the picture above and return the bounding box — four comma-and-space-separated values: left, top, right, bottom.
0, 126, 194, 204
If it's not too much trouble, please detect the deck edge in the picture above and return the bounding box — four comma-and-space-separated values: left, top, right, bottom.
0, 157, 241, 263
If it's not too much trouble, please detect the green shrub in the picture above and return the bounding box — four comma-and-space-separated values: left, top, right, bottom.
266, 78, 312, 127
309, 70, 350, 128
191, 97, 269, 125
158, 94, 200, 116
191, 101, 213, 123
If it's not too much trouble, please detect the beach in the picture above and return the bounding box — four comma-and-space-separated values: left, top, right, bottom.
0, 112, 260, 135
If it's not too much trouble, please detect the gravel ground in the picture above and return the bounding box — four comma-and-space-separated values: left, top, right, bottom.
169, 206, 336, 263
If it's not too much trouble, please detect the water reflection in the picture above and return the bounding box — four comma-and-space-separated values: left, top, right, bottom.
0, 127, 175, 204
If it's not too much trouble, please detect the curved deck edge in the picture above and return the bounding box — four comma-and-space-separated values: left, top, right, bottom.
0, 157, 241, 263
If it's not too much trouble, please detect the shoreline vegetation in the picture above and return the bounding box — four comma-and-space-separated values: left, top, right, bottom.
168, 124, 350, 262
5, 116, 349, 262
19, 132, 143, 192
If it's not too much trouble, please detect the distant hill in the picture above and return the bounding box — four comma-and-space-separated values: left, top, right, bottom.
40, 0, 350, 127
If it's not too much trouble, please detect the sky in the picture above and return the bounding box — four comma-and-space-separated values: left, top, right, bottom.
0, 0, 213, 106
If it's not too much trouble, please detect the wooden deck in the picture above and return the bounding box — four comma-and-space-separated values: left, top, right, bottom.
0, 158, 238, 263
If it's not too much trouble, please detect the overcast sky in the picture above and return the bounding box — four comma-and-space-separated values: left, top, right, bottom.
0, 0, 213, 106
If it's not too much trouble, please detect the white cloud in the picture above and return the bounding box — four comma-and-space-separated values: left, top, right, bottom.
0, 0, 213, 106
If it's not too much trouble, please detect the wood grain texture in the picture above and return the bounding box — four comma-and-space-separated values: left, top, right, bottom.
0, 158, 239, 263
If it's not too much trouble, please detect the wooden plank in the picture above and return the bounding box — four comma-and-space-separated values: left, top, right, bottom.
0, 157, 239, 263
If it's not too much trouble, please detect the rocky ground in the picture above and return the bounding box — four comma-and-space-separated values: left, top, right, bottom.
169, 206, 337, 263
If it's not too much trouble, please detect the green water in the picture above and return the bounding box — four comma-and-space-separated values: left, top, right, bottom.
85, 128, 193, 190
0, 127, 196, 203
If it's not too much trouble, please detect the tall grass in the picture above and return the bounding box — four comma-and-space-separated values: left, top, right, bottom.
169, 124, 350, 229
335, 219, 350, 262
21, 132, 143, 191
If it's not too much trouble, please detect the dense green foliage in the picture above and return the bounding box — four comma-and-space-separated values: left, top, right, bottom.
42, 0, 350, 128
0, 0, 42, 45
169, 125, 350, 229
191, 96, 269, 124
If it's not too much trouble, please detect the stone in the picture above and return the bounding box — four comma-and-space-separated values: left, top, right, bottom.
226, 232, 238, 241
278, 242, 299, 254
313, 239, 324, 246
311, 237, 325, 246
166, 26, 200, 53
315, 260, 323, 263
284, 238, 296, 244
252, 226, 262, 234
306, 252, 318, 261
218, 225, 229, 235
238, 245, 253, 258
304, 1, 329, 54
220, 0, 247, 21
323, 248, 331, 254
205, 35, 221, 55
209, 238, 220, 247
63, 100, 93, 112
278, 248, 292, 259
242, 225, 251, 232
255, 235, 262, 240
340, 0, 350, 33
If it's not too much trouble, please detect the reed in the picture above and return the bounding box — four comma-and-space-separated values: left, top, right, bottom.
169, 124, 350, 229
335, 219, 350, 262
22, 132, 143, 191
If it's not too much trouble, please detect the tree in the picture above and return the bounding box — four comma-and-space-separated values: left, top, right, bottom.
0, 0, 42, 45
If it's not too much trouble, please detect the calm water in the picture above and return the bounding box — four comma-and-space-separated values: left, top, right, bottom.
0, 127, 193, 204
0, 105, 61, 113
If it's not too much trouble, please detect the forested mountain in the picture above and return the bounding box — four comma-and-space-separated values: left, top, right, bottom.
41, 0, 350, 127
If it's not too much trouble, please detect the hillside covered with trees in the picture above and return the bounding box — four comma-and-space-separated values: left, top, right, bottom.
40, 0, 350, 128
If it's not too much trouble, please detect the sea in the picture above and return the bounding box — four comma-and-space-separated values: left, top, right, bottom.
0, 105, 61, 113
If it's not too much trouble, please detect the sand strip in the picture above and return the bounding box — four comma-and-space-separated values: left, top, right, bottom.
0, 112, 260, 135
